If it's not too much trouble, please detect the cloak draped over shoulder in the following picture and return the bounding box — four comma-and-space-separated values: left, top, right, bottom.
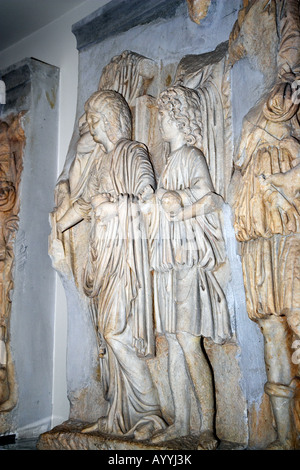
70, 138, 166, 436
76, 138, 156, 357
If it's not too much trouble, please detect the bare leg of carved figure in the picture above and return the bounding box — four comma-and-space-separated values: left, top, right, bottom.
176, 332, 218, 450
152, 333, 217, 448
259, 316, 298, 449
152, 333, 191, 442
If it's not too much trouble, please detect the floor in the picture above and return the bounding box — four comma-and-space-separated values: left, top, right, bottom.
0, 437, 38, 450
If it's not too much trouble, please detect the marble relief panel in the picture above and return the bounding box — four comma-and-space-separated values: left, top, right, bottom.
41, 0, 300, 451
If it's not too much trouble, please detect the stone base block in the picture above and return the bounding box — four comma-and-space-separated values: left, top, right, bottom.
37, 420, 201, 451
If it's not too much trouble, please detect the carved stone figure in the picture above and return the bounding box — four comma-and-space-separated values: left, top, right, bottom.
232, 0, 300, 450
59, 50, 157, 187
98, 50, 157, 108
0, 114, 25, 410
35, 0, 300, 451
54, 90, 166, 440
143, 85, 232, 448
68, 50, 156, 192
174, 41, 232, 200
52, 51, 157, 283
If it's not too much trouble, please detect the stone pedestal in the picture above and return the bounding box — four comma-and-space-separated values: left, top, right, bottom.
37, 420, 200, 451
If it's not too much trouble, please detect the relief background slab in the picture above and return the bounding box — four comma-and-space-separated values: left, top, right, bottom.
43, 0, 277, 450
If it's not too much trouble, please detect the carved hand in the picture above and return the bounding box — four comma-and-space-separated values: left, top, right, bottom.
91, 193, 111, 209
94, 201, 118, 222
139, 184, 154, 202
264, 190, 298, 232
156, 188, 167, 200
259, 169, 300, 202
264, 189, 292, 208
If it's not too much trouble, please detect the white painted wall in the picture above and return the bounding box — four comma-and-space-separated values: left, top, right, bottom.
0, 0, 109, 428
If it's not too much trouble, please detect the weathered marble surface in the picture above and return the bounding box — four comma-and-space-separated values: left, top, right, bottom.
230, 0, 300, 450
37, 420, 200, 451
43, 0, 299, 451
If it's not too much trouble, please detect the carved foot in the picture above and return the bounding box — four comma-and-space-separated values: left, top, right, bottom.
81, 416, 107, 434
197, 430, 219, 450
151, 424, 188, 443
266, 439, 294, 450
133, 421, 155, 441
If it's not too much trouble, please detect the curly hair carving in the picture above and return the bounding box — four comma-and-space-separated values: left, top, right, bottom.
157, 85, 202, 148
85, 89, 132, 144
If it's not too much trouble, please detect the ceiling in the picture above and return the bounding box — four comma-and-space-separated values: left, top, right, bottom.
0, 0, 89, 52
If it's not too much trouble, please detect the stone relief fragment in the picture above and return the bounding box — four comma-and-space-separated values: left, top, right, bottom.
27, 0, 300, 453
48, 44, 234, 448
231, 0, 300, 450
174, 41, 232, 200
49, 51, 157, 285
143, 84, 232, 448
56, 90, 167, 440
98, 50, 157, 108
44, 0, 300, 451
0, 113, 25, 410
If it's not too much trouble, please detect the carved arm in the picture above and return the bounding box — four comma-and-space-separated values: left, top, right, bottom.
56, 206, 83, 233
172, 191, 223, 221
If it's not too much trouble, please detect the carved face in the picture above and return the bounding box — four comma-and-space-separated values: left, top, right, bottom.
85, 91, 132, 148
86, 111, 107, 144
157, 108, 178, 143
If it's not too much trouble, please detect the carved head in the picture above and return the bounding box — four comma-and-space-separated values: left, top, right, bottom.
157, 85, 202, 147
85, 90, 132, 146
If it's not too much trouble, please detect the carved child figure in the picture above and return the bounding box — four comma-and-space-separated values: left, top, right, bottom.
143, 85, 231, 448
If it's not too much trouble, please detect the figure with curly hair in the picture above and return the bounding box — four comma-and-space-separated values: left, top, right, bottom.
143, 86, 232, 448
